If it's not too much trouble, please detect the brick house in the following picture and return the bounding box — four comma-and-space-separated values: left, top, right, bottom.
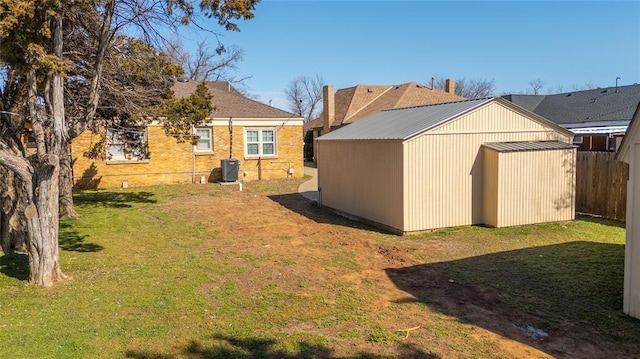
71, 80, 304, 189
304, 80, 464, 160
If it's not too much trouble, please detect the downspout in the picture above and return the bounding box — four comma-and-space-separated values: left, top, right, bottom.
228, 117, 233, 159
191, 124, 196, 184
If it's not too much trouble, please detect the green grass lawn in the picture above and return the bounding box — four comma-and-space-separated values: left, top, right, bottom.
0, 181, 638, 358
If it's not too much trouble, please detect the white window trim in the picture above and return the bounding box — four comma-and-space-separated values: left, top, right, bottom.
194, 127, 213, 153
245, 128, 277, 158
573, 135, 584, 145
106, 127, 148, 163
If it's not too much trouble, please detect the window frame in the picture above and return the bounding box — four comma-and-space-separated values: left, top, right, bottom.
572, 135, 584, 145
106, 127, 148, 163
194, 127, 213, 153
245, 128, 277, 158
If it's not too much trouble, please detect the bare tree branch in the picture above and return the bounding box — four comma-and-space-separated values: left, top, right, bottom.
162, 39, 246, 84
284, 74, 324, 121
528, 79, 544, 95
433, 76, 495, 98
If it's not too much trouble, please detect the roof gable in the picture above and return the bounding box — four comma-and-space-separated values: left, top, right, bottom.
172, 80, 298, 119
341, 85, 393, 124
313, 82, 464, 129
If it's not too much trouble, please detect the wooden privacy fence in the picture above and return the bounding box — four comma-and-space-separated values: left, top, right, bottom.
575, 151, 628, 221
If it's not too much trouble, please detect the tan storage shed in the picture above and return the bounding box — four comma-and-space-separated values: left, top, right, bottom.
316, 97, 576, 234
482, 141, 576, 228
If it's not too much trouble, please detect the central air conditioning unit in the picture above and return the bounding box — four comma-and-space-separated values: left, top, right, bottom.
221, 159, 240, 182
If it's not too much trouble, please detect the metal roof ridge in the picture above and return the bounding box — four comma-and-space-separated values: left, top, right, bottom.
386, 97, 493, 113
402, 98, 495, 140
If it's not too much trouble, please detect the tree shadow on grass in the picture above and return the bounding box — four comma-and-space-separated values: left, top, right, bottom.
125, 335, 439, 359
385, 241, 640, 358
576, 213, 626, 228
59, 221, 103, 252
0, 222, 104, 281
0, 252, 29, 281
73, 190, 156, 208
268, 193, 391, 235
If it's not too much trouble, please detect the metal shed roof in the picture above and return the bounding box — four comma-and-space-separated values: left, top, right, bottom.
317, 98, 493, 141
482, 140, 577, 153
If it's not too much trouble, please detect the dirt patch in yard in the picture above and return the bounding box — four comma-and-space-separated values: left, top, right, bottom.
160, 186, 639, 359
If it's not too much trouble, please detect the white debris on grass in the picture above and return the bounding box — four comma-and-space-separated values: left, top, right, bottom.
525, 325, 549, 340
513, 323, 549, 340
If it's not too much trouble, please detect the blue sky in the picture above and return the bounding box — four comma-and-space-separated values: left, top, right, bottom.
179, 0, 640, 111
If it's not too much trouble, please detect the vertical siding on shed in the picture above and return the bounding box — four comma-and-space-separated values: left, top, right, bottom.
403, 103, 570, 232
482, 148, 500, 227
624, 143, 640, 317
429, 101, 562, 135
318, 140, 404, 231
489, 149, 576, 227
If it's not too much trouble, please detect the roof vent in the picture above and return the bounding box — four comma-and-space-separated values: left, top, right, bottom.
601, 89, 608, 93
177, 76, 189, 83
566, 93, 572, 97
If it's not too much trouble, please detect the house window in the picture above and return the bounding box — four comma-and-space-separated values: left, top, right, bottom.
245, 128, 276, 157
573, 135, 583, 145
107, 128, 147, 161
195, 127, 212, 152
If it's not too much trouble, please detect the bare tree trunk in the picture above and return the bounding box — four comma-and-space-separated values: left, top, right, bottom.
0, 207, 7, 253
0, 168, 27, 253
23, 51, 67, 285
0, 102, 67, 287
1, 167, 13, 253
25, 157, 66, 286
0, 167, 14, 253
59, 142, 79, 219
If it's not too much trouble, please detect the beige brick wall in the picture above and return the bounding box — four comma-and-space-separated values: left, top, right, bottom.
72, 124, 303, 189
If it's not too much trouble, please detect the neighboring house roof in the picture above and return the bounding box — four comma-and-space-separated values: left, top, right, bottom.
503, 84, 640, 132
616, 101, 640, 162
172, 80, 298, 119
305, 82, 464, 131
317, 97, 573, 141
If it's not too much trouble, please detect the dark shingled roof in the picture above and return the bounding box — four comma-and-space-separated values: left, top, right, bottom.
503, 84, 640, 129
172, 80, 298, 119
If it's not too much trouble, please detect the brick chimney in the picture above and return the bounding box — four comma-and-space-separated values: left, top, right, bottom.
445, 78, 455, 94
322, 85, 335, 134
